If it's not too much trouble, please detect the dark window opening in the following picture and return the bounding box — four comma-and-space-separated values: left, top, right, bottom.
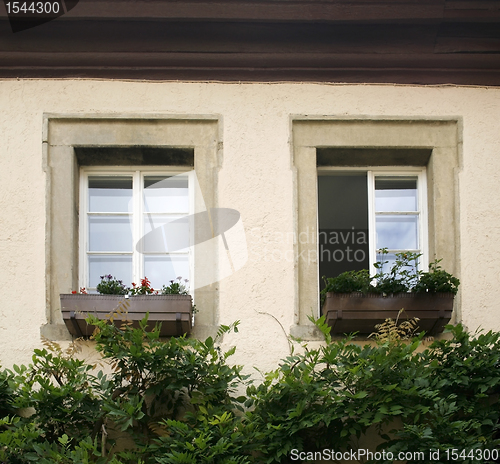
75, 146, 194, 167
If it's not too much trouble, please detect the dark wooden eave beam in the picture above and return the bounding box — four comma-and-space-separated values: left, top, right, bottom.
1, 0, 499, 85
58, 0, 449, 22
3, 0, 498, 23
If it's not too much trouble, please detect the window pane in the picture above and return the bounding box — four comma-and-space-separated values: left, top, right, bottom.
375, 252, 420, 276
144, 255, 190, 290
89, 177, 132, 213
144, 176, 189, 213
143, 215, 190, 253
317, 174, 369, 285
376, 215, 418, 250
375, 177, 417, 212
88, 255, 132, 289
377, 253, 421, 284
89, 216, 133, 252
375, 252, 397, 275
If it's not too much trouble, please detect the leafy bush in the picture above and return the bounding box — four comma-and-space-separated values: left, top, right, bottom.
151, 412, 253, 464
0, 420, 125, 464
2, 317, 500, 464
89, 315, 246, 457
0, 316, 246, 463
247, 319, 500, 464
387, 324, 500, 459
9, 339, 104, 445
0, 366, 16, 418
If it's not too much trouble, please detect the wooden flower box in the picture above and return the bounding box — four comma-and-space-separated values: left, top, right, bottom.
60, 294, 192, 337
322, 292, 454, 335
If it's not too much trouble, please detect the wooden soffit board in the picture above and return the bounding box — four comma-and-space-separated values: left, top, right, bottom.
0, 0, 499, 85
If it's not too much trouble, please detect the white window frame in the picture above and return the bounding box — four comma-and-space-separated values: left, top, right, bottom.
79, 166, 195, 293
317, 166, 428, 276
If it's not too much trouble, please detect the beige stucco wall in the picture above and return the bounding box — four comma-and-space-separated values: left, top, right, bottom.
0, 79, 499, 373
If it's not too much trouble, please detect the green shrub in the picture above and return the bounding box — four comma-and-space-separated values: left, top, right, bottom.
1, 316, 247, 463
151, 411, 253, 464
247, 319, 500, 464
0, 366, 17, 418
89, 315, 248, 461
2, 316, 500, 464
385, 324, 500, 462
10, 340, 103, 445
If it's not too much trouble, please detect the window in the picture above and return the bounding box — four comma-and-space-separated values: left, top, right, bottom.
317, 168, 427, 288
80, 168, 193, 292
291, 119, 459, 338
43, 117, 220, 341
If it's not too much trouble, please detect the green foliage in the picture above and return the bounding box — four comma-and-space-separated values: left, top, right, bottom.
414, 259, 460, 295
0, 419, 125, 464
0, 416, 41, 463
245, 340, 350, 462
9, 339, 103, 444
384, 324, 500, 462
321, 269, 372, 298
96, 275, 129, 295
0, 317, 247, 463
0, 342, 109, 464
0, 366, 17, 418
2, 318, 500, 464
323, 250, 460, 296
247, 319, 500, 463
373, 250, 421, 294
89, 315, 247, 460
152, 412, 253, 464
160, 277, 189, 295
369, 310, 420, 343
129, 277, 155, 295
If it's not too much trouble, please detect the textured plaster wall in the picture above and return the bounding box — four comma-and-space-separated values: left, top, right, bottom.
0, 80, 499, 374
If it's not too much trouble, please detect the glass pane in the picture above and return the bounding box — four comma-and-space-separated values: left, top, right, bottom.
376, 215, 418, 250
89, 177, 133, 213
375, 252, 397, 275
317, 173, 369, 285
375, 252, 419, 275
375, 177, 417, 212
143, 215, 190, 253
144, 176, 189, 213
89, 216, 133, 252
144, 255, 190, 290
88, 255, 132, 289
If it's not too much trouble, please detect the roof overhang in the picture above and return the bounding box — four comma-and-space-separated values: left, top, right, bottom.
1, 0, 499, 85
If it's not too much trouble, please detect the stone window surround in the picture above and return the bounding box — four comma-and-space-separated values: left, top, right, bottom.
41, 115, 221, 341
290, 117, 462, 340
